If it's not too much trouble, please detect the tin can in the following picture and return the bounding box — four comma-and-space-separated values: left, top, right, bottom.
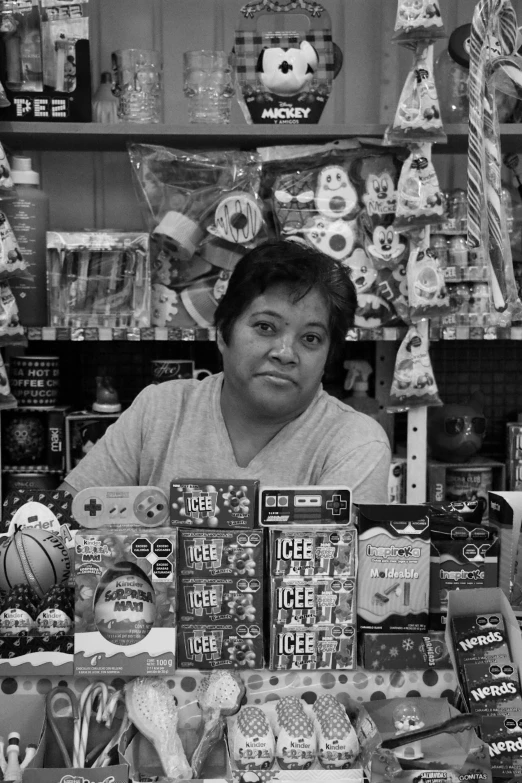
445, 466, 493, 519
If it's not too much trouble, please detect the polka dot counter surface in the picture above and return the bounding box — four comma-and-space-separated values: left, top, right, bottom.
1, 667, 457, 706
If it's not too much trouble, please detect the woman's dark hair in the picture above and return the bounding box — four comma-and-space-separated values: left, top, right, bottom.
214, 239, 357, 363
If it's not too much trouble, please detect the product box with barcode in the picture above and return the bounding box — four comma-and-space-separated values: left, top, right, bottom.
178, 529, 264, 578
74, 529, 177, 676
272, 577, 355, 627
270, 624, 355, 670
356, 504, 430, 633
359, 631, 451, 670
269, 528, 356, 579
171, 479, 259, 529
178, 576, 263, 625
177, 622, 264, 669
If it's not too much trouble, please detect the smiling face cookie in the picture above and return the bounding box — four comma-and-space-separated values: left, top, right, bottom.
315, 165, 358, 220
368, 226, 406, 264
303, 215, 356, 260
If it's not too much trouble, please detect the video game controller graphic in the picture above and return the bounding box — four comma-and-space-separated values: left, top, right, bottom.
72, 486, 169, 528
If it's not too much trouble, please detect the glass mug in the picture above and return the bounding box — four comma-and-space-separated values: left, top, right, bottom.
112, 48, 162, 123
183, 50, 235, 124
151, 360, 211, 384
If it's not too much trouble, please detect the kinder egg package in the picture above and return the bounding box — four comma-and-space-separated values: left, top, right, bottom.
74, 529, 177, 676
128, 144, 268, 330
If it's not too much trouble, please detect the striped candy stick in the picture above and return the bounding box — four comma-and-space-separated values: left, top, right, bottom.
467, 0, 518, 313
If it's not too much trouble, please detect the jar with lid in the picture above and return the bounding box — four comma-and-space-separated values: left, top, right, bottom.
435, 24, 517, 123
430, 235, 449, 268
448, 235, 468, 267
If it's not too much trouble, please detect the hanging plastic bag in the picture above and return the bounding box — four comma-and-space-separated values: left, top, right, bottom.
394, 143, 444, 231
0, 211, 31, 280
375, 256, 410, 324
387, 324, 442, 412
0, 142, 14, 194
393, 0, 446, 45
386, 43, 446, 144
0, 280, 25, 347
407, 229, 454, 321
344, 247, 397, 329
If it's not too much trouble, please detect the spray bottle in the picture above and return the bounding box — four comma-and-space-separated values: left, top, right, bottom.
343, 360, 380, 419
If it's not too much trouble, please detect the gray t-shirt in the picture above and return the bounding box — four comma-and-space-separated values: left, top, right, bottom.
66, 372, 391, 503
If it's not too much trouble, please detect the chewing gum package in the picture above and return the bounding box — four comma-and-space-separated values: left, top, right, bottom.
178, 622, 264, 669
463, 660, 522, 717
451, 613, 511, 668
272, 577, 355, 627
178, 576, 263, 624
269, 529, 356, 578
170, 479, 259, 528
480, 715, 522, 779
178, 529, 264, 578
270, 624, 356, 670
356, 504, 430, 632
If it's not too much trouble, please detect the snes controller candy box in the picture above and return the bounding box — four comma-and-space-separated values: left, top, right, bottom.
170, 479, 259, 528
72, 486, 169, 528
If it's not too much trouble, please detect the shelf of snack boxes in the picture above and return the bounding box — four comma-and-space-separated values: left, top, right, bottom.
2, 122, 522, 153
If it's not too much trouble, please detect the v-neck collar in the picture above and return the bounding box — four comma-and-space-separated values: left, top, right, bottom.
212, 372, 323, 470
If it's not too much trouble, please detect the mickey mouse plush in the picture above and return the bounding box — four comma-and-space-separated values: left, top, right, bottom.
256, 40, 318, 96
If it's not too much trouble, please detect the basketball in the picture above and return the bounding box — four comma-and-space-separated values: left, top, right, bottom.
0, 528, 71, 599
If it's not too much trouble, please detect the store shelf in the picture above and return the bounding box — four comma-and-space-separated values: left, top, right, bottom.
2, 121, 516, 153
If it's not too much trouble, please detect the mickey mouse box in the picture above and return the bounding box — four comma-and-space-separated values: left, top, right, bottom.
234, 0, 343, 125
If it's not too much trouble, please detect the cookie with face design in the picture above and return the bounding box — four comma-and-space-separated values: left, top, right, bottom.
315, 165, 358, 220
367, 225, 406, 265
363, 172, 397, 216
273, 171, 315, 234
303, 215, 357, 260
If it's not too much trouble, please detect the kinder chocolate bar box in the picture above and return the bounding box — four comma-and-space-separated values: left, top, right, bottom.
463, 660, 522, 717
356, 504, 430, 632
178, 622, 264, 669
178, 529, 264, 578
269, 528, 356, 578
480, 714, 522, 779
259, 486, 351, 527
170, 479, 258, 528
178, 576, 263, 624
272, 577, 355, 627
270, 624, 356, 670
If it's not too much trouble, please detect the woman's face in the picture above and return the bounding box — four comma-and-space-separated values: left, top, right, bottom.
218, 283, 331, 422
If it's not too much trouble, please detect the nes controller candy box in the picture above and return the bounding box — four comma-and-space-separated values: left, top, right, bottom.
259, 487, 351, 526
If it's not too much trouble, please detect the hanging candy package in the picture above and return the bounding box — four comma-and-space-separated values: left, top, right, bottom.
386, 43, 446, 144
393, 0, 446, 45
387, 324, 442, 412
261, 141, 408, 329
407, 230, 455, 321
394, 143, 444, 231
0, 142, 13, 193
128, 143, 268, 329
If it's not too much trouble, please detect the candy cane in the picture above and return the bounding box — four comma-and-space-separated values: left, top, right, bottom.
467, 0, 519, 312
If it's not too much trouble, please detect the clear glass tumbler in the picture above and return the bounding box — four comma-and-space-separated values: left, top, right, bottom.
183, 50, 234, 124
112, 48, 162, 123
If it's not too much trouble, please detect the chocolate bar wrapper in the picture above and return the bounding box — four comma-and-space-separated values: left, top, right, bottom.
272, 577, 355, 627
270, 624, 355, 670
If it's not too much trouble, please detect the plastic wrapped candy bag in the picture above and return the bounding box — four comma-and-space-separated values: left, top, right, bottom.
387, 324, 443, 412
0, 142, 14, 193
386, 43, 446, 144
128, 143, 268, 328
0, 280, 25, 347
394, 143, 444, 231
407, 230, 455, 321
393, 0, 446, 45
0, 211, 31, 280
344, 247, 398, 330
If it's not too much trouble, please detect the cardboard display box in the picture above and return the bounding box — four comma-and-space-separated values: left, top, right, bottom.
359, 631, 451, 671
488, 491, 522, 607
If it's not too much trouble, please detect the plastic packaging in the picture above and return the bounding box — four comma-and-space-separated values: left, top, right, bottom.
394, 144, 444, 231
393, 0, 446, 44
343, 360, 380, 419
386, 43, 446, 144
2, 156, 49, 326
407, 233, 453, 321
387, 324, 442, 412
